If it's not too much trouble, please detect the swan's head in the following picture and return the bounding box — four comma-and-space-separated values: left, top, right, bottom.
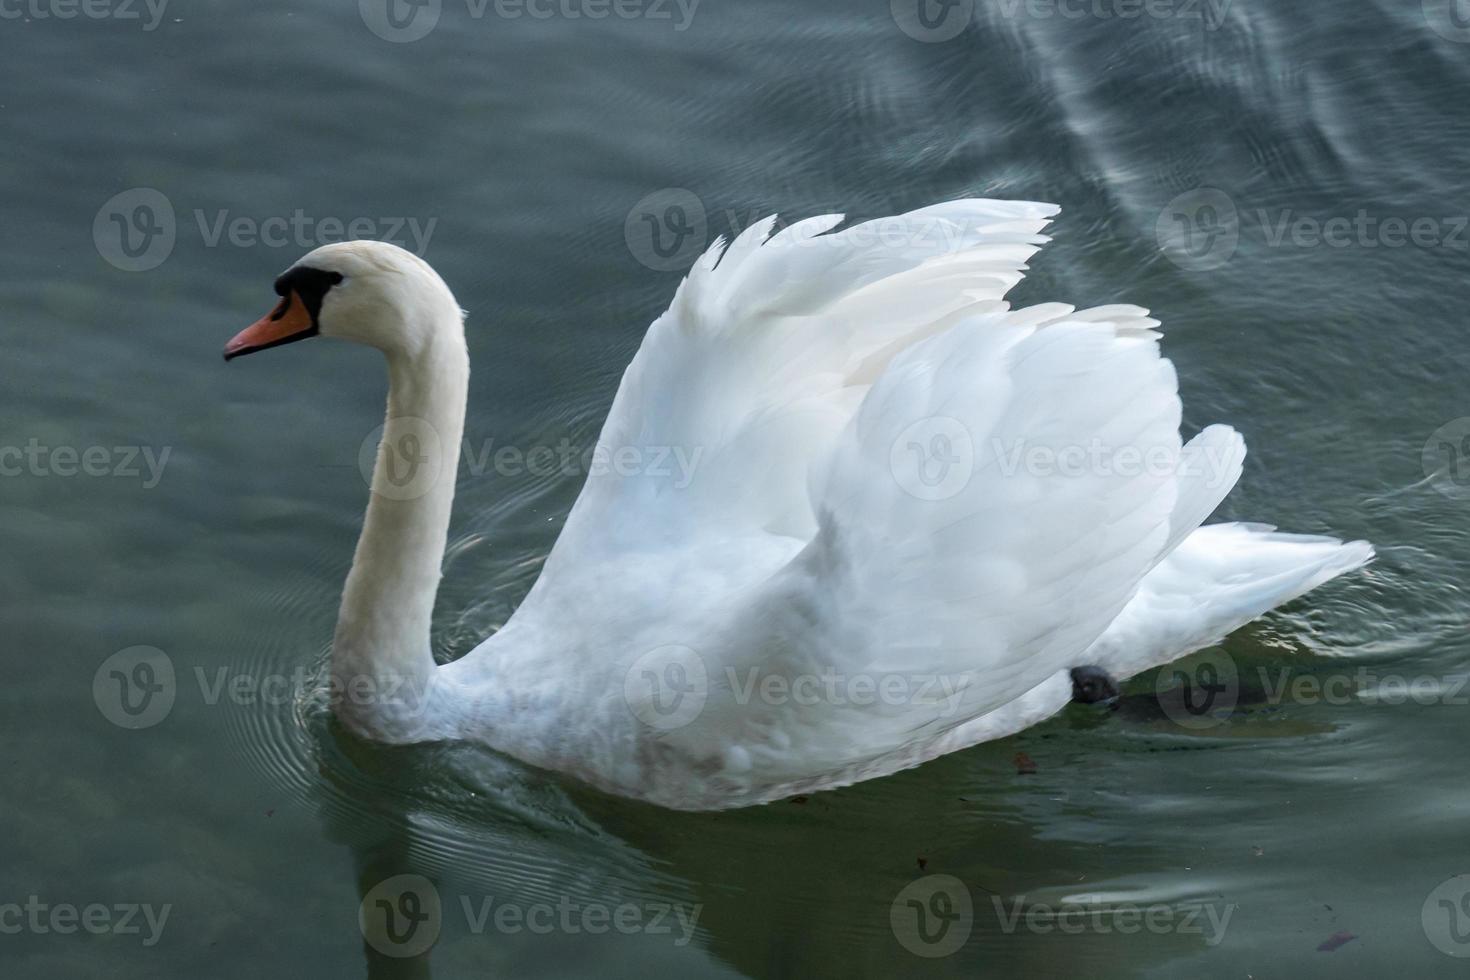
224, 240, 461, 361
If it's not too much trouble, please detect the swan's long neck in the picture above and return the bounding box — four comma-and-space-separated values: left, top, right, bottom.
331, 295, 468, 741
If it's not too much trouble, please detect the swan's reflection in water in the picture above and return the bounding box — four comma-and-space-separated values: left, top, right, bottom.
307, 692, 1284, 979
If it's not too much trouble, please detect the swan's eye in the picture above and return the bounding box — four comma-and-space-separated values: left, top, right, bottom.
272, 266, 345, 320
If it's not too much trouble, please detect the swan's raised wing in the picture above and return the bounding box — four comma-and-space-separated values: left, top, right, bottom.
514, 200, 1205, 798
539, 199, 1064, 576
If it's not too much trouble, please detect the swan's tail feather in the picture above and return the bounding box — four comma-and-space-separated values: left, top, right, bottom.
1084, 522, 1375, 681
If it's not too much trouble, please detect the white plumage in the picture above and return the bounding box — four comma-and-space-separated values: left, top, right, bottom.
232, 199, 1373, 811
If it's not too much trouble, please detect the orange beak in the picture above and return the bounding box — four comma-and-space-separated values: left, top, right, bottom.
223, 291, 318, 361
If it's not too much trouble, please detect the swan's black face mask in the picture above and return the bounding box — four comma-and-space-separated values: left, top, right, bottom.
223, 267, 344, 361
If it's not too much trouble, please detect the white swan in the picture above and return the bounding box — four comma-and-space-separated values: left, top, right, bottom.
225, 198, 1372, 811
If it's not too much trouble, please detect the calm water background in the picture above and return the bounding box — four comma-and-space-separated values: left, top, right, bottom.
3, 0, 1468, 976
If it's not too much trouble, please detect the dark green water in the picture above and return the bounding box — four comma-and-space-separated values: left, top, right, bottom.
3, 1, 1468, 976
